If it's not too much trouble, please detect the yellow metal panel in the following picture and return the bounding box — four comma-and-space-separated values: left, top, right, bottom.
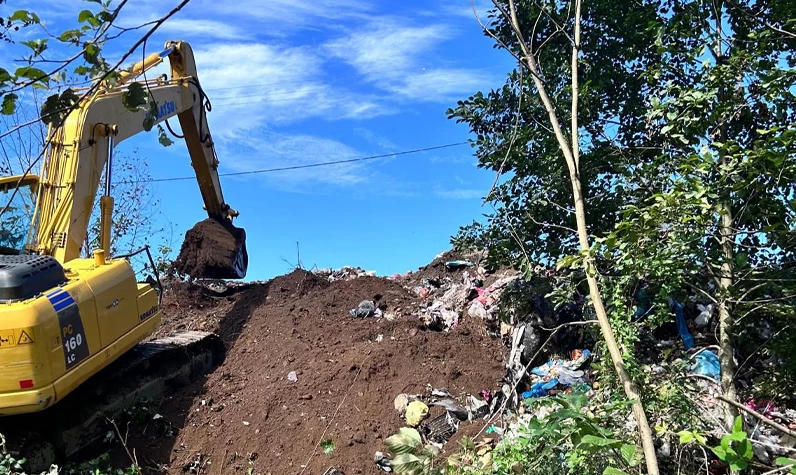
79, 260, 140, 348
0, 298, 56, 405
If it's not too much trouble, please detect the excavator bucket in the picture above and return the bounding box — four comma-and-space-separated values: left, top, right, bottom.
172, 218, 248, 279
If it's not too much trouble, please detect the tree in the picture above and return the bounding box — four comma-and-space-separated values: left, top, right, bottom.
451, 1, 662, 472
451, 1, 796, 471
607, 0, 796, 428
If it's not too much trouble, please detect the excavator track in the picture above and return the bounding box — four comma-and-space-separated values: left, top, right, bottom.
0, 331, 225, 473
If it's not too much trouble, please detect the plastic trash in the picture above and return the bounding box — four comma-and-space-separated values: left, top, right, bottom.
374, 451, 393, 472
521, 378, 560, 399
445, 260, 474, 271
429, 399, 469, 421
466, 395, 489, 419
555, 368, 585, 386
405, 401, 429, 426
670, 298, 695, 349
692, 350, 720, 380
350, 300, 377, 318
287, 371, 298, 382
695, 303, 714, 328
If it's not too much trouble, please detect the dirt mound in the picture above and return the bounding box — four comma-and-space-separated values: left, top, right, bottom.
112, 268, 507, 475
173, 218, 248, 279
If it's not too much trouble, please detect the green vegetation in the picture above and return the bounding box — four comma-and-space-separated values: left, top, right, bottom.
447, 0, 796, 473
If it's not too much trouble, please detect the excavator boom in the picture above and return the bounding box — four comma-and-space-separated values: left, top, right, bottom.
27, 40, 246, 278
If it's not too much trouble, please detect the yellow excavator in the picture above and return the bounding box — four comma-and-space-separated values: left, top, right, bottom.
0, 39, 246, 433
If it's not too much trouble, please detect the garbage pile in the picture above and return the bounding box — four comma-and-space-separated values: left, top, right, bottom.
521, 349, 593, 399
313, 265, 376, 282
402, 258, 524, 333
375, 385, 493, 472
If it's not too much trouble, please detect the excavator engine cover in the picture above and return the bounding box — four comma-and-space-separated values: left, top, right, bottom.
0, 255, 67, 303
173, 218, 248, 280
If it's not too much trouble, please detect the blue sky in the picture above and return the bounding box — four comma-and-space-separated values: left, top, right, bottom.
3, 0, 515, 281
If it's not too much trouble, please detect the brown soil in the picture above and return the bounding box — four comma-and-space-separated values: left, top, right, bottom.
112, 269, 507, 475
173, 218, 248, 279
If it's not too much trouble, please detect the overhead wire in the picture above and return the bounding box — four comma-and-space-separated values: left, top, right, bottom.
119, 142, 469, 185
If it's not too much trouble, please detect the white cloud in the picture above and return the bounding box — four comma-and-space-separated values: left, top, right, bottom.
441, 0, 497, 20
151, 19, 247, 41
217, 129, 400, 194
115, 0, 374, 38
353, 128, 400, 150
434, 187, 485, 200
324, 19, 494, 102
186, 42, 392, 138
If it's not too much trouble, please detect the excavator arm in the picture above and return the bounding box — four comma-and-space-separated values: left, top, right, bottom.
27, 40, 246, 278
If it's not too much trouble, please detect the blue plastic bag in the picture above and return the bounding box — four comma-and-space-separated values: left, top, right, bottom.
693, 350, 720, 380
671, 299, 695, 349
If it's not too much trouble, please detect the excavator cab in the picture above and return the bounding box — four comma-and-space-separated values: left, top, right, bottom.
0, 175, 38, 256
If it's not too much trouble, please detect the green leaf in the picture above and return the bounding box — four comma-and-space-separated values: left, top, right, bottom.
2, 93, 19, 115
738, 439, 753, 460
420, 444, 440, 459
121, 82, 148, 112
40, 89, 79, 126
320, 439, 334, 455
59, 29, 84, 42
711, 446, 728, 461
143, 115, 155, 132
83, 42, 101, 65
74, 66, 93, 76
729, 460, 748, 471
78, 9, 95, 23
391, 453, 422, 474
603, 468, 631, 475
97, 10, 114, 23
157, 124, 174, 147
732, 415, 744, 434
661, 124, 674, 135
15, 66, 49, 84
385, 428, 422, 455
678, 431, 694, 444
580, 435, 622, 449
9, 10, 40, 24
0, 67, 11, 84
775, 457, 796, 473
620, 444, 638, 466
724, 431, 747, 443
21, 39, 48, 55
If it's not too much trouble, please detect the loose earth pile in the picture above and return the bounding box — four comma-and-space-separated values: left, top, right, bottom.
113, 262, 508, 475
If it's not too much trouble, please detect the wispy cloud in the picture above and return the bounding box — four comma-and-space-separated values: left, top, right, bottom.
221, 130, 366, 190
353, 128, 400, 150
116, 0, 373, 38
189, 42, 391, 137
434, 186, 485, 200
149, 18, 247, 41
324, 19, 494, 102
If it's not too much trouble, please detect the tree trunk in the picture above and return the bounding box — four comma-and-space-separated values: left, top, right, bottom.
713, 0, 740, 432
718, 204, 739, 429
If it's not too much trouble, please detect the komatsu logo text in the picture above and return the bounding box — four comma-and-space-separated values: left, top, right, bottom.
148, 100, 176, 121
139, 306, 158, 321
